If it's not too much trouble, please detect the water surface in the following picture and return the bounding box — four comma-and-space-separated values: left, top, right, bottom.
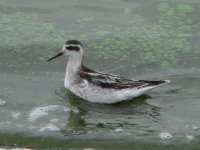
0, 0, 200, 149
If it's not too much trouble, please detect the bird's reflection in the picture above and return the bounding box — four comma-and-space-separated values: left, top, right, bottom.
55, 87, 160, 135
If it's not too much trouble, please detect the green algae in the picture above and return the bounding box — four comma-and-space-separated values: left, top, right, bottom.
176, 4, 194, 13
81, 2, 200, 72
0, 12, 67, 71
0, 12, 65, 52
0, 1, 200, 73
77, 17, 95, 23
123, 8, 133, 15
0, 133, 199, 150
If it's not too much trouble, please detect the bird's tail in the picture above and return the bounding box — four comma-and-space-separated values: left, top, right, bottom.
138, 80, 170, 87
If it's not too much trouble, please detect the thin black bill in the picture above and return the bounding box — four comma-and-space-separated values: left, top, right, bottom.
47, 51, 64, 62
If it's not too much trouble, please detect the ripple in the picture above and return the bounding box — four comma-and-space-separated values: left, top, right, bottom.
114, 128, 123, 133
192, 126, 199, 130
11, 112, 21, 119
39, 124, 60, 132
159, 132, 172, 140
186, 124, 199, 130
186, 134, 194, 140
28, 105, 70, 122
0, 99, 6, 106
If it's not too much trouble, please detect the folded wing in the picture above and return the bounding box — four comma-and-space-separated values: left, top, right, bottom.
80, 66, 167, 89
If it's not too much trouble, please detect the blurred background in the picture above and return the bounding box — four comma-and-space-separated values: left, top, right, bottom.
0, 0, 200, 149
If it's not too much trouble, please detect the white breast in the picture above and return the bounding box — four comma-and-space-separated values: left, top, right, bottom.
65, 79, 156, 104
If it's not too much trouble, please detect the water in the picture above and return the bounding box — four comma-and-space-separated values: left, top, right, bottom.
0, 0, 200, 149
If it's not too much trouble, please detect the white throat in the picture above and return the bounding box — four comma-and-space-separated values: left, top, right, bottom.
64, 52, 83, 88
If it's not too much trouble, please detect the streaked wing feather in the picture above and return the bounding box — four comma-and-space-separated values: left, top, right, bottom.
80, 66, 151, 89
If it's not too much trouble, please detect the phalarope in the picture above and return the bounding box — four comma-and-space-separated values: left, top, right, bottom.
47, 40, 170, 104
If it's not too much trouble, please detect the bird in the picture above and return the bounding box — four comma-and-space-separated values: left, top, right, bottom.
47, 40, 170, 104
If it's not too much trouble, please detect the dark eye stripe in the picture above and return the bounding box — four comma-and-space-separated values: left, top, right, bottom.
67, 46, 80, 51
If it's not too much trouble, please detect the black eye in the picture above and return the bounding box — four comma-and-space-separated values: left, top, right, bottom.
66, 46, 80, 51
66, 46, 73, 50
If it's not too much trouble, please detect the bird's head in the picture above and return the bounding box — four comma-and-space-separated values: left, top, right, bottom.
47, 40, 83, 62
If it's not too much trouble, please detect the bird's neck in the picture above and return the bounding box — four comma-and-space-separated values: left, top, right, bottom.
65, 54, 83, 87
